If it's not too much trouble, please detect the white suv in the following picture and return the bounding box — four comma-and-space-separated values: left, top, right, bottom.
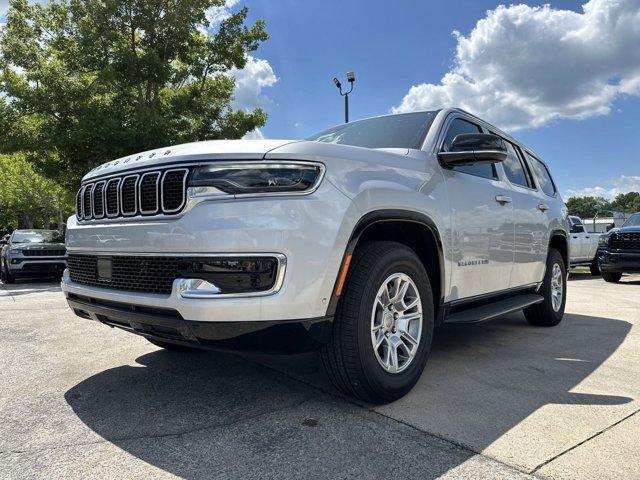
63, 108, 569, 403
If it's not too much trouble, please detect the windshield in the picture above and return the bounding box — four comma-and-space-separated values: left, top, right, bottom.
306, 111, 438, 150
11, 230, 64, 244
622, 213, 640, 228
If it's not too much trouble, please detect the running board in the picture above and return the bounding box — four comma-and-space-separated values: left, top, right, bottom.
444, 293, 544, 325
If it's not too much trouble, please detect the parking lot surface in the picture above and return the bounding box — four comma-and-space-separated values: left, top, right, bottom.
1, 271, 639, 479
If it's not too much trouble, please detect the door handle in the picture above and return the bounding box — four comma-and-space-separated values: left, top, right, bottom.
585, 236, 590, 239
495, 195, 512, 204
572, 236, 578, 239
537, 203, 549, 212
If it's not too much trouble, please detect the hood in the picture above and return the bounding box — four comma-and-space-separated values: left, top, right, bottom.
82, 139, 299, 182
12, 242, 65, 250
610, 226, 640, 234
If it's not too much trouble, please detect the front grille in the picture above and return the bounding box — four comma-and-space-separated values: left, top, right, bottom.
76, 168, 188, 221
68, 254, 181, 294
23, 249, 66, 257
610, 232, 640, 251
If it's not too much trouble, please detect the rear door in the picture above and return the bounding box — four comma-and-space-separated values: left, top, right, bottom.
492, 136, 547, 288
438, 115, 514, 300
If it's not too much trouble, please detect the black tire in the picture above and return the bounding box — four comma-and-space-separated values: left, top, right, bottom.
321, 241, 434, 404
601, 271, 622, 283
589, 259, 600, 276
1, 260, 15, 284
146, 338, 199, 352
524, 248, 566, 327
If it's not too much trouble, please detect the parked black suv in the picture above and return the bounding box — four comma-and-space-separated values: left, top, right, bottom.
0, 230, 67, 284
597, 212, 640, 282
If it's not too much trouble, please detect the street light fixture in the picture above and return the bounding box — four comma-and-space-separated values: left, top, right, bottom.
333, 71, 355, 123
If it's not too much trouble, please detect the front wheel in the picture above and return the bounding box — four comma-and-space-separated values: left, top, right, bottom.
602, 271, 622, 283
524, 248, 566, 327
321, 241, 434, 404
0, 260, 15, 284
589, 259, 600, 276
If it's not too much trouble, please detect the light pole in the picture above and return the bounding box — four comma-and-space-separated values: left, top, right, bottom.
332, 71, 355, 123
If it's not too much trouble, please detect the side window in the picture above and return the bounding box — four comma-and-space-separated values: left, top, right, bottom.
441, 118, 496, 179
525, 152, 556, 196
500, 139, 531, 188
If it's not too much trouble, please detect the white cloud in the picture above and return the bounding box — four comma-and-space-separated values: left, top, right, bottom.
565, 175, 640, 199
242, 128, 265, 140
393, 0, 640, 130
230, 56, 278, 110
206, 0, 240, 26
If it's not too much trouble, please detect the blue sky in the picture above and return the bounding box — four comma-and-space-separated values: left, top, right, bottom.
237, 0, 640, 199
2, 0, 638, 198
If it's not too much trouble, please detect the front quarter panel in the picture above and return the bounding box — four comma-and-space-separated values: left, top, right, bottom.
265, 141, 453, 301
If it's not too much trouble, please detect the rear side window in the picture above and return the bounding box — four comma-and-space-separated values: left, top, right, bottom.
442, 118, 496, 180
526, 152, 556, 196
496, 136, 532, 188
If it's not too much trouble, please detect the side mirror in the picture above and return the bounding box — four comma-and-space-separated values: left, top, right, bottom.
570, 224, 585, 234
606, 223, 614, 232
438, 133, 508, 167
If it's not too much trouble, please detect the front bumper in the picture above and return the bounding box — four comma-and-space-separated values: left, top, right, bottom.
8, 258, 67, 276
62, 180, 359, 323
67, 292, 332, 352
597, 249, 640, 273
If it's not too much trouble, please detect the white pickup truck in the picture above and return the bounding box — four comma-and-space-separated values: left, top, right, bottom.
569, 216, 601, 275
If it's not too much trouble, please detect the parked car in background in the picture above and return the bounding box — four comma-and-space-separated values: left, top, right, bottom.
62, 108, 569, 403
597, 212, 640, 282
568, 216, 601, 275
0, 230, 67, 284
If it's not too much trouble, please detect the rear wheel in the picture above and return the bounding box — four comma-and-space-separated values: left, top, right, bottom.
321, 241, 434, 404
589, 259, 600, 276
524, 248, 566, 327
602, 271, 622, 283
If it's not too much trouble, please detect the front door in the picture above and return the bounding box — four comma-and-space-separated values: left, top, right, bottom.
440, 116, 514, 301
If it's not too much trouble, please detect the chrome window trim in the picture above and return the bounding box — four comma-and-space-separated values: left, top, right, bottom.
105, 178, 121, 218
119, 174, 140, 217
138, 171, 161, 215
161, 168, 189, 213
92, 181, 107, 219
66, 252, 287, 299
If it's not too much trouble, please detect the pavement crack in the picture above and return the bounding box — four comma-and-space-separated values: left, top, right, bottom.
530, 407, 640, 474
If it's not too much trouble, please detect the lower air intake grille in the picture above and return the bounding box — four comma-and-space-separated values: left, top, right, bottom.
68, 254, 181, 294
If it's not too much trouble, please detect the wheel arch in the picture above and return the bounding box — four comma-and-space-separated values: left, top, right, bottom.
549, 229, 569, 267
326, 209, 445, 321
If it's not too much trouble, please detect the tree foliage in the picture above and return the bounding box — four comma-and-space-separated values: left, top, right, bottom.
566, 192, 640, 218
0, 0, 269, 188
0, 152, 74, 232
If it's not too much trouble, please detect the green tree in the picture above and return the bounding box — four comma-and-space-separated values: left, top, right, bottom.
0, 0, 268, 188
565, 196, 611, 219
0, 153, 74, 231
610, 192, 640, 213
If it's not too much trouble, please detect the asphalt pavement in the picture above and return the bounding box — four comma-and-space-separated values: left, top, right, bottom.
1, 270, 638, 479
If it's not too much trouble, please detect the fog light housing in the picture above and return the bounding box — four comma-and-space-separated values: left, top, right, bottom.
177, 255, 286, 298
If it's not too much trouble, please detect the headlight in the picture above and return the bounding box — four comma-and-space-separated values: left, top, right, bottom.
9, 247, 21, 254
598, 235, 609, 246
189, 162, 324, 195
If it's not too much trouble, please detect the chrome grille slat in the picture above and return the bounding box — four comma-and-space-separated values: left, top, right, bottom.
93, 181, 106, 219
139, 172, 161, 214
76, 168, 188, 221
83, 184, 94, 220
